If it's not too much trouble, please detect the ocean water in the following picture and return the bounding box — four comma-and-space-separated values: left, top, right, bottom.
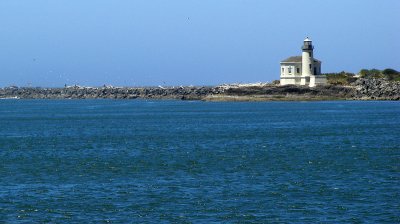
0, 100, 399, 223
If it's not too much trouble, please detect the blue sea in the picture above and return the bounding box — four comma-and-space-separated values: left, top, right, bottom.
0, 100, 399, 223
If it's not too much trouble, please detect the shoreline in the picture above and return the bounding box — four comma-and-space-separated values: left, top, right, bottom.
0, 78, 399, 101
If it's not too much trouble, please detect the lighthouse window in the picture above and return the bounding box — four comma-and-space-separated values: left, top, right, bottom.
288, 67, 292, 73
297, 68, 300, 73
309, 64, 312, 69
282, 68, 284, 73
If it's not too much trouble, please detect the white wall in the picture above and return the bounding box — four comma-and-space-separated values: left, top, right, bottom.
280, 62, 302, 85
301, 51, 313, 76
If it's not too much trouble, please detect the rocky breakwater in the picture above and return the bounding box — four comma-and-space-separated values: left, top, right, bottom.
2, 79, 399, 101
352, 78, 400, 100
0, 86, 221, 100
205, 83, 355, 101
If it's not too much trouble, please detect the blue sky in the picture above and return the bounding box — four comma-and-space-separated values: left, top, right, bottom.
0, 0, 399, 87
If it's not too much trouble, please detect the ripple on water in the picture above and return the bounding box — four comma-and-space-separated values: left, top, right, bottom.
0, 100, 399, 223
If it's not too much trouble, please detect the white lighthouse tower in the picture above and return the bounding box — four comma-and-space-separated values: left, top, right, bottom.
301, 37, 313, 85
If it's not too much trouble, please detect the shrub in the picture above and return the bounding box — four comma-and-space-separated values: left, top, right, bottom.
358, 68, 384, 78
324, 71, 356, 85
382, 68, 400, 81
359, 68, 400, 81
382, 68, 398, 75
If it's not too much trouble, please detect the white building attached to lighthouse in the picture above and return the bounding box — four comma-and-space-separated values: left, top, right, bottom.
280, 38, 326, 87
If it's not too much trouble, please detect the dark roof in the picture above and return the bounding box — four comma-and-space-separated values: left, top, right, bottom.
281, 56, 320, 63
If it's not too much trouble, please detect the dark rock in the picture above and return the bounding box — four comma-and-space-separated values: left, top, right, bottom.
1, 79, 398, 100
352, 78, 400, 100
0, 86, 219, 100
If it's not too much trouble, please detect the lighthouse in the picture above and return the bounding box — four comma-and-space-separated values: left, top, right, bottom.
301, 37, 314, 85
279, 38, 326, 87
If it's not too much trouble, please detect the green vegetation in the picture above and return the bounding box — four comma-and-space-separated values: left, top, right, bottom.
359, 68, 400, 81
324, 71, 356, 85
324, 68, 400, 85
382, 68, 400, 81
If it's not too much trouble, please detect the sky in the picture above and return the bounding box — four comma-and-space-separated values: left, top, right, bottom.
0, 0, 399, 87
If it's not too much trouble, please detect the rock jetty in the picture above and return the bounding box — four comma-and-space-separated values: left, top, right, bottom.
352, 78, 400, 100
0, 86, 221, 100
0, 78, 399, 101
